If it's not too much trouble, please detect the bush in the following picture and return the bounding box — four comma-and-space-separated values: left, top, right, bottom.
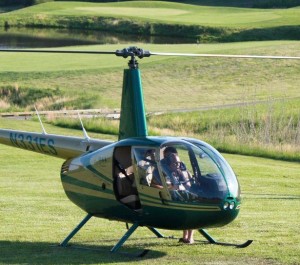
0, 0, 53, 7
0, 86, 61, 108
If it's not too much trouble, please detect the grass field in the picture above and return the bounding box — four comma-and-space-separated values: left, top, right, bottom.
1, 2, 299, 264
0, 119, 300, 265
42, 95, 300, 162
0, 1, 299, 42
1, 41, 299, 160
0, 41, 299, 111
2, 1, 300, 28
147, 98, 300, 161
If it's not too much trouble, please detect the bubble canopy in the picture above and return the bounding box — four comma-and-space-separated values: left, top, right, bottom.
134, 139, 241, 204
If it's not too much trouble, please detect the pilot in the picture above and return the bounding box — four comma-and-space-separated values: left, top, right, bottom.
161, 147, 195, 244
163, 152, 192, 191
159, 147, 192, 190
151, 147, 188, 188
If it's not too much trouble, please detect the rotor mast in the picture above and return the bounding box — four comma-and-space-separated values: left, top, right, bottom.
116, 47, 150, 140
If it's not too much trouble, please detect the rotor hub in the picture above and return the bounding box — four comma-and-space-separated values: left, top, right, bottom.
116, 47, 151, 69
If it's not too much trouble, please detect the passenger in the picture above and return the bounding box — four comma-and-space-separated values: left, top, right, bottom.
138, 149, 156, 186
139, 149, 155, 169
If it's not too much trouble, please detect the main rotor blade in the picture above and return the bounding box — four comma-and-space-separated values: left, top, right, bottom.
150, 52, 300, 60
0, 49, 115, 55
0, 48, 299, 60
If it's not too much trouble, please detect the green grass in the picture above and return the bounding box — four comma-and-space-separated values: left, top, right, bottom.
3, 1, 300, 28
0, 1, 299, 42
147, 98, 300, 161
0, 41, 299, 161
0, 120, 299, 264
0, 41, 299, 111
0, 118, 117, 141
49, 116, 120, 135
41, 97, 300, 162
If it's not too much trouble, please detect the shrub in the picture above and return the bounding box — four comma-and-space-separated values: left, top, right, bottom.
0, 0, 53, 7
0, 86, 61, 108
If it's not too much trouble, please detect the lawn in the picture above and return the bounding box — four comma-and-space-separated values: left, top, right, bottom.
0, 1, 299, 42
0, 41, 299, 162
0, 119, 299, 265
0, 41, 299, 111
4, 1, 300, 28
0, 2, 299, 264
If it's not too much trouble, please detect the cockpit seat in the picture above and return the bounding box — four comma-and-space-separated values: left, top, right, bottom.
117, 173, 135, 196
117, 172, 141, 209
120, 194, 140, 209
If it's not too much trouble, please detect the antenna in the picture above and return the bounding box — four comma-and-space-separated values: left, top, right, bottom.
34, 106, 47, 135
77, 111, 90, 140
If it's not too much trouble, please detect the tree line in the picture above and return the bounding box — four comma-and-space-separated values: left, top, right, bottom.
1, 0, 299, 8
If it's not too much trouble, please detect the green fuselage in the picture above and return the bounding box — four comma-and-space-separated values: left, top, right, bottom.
61, 136, 241, 230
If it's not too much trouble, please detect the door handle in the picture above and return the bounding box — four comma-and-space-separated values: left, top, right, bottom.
159, 191, 168, 205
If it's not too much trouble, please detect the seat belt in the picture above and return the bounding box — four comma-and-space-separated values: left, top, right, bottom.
115, 159, 133, 184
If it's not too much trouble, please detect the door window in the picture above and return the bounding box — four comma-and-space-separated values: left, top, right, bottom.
133, 147, 160, 188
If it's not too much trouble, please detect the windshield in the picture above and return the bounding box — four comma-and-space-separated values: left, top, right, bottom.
157, 141, 240, 203
186, 139, 241, 200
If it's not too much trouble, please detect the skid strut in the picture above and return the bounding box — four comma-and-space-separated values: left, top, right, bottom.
60, 213, 93, 247
147, 227, 164, 238
110, 224, 164, 255
111, 222, 150, 257
111, 222, 139, 253
59, 216, 159, 256
199, 229, 253, 248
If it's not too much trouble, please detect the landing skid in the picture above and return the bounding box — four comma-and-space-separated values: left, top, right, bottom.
199, 229, 253, 248
58, 214, 252, 257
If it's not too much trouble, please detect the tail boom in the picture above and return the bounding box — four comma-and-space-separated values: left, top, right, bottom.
0, 129, 112, 160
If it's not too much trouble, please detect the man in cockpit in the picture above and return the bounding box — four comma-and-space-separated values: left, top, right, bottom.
151, 147, 195, 244
161, 152, 192, 191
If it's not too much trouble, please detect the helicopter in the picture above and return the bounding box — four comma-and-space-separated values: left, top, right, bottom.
1, 46, 299, 256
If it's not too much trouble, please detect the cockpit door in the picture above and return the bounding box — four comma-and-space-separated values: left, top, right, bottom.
132, 147, 171, 207
113, 146, 142, 210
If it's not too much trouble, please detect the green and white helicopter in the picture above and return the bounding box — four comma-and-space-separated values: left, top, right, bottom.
1, 47, 299, 256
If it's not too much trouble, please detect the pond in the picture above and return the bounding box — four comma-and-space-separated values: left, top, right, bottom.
0, 27, 196, 48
